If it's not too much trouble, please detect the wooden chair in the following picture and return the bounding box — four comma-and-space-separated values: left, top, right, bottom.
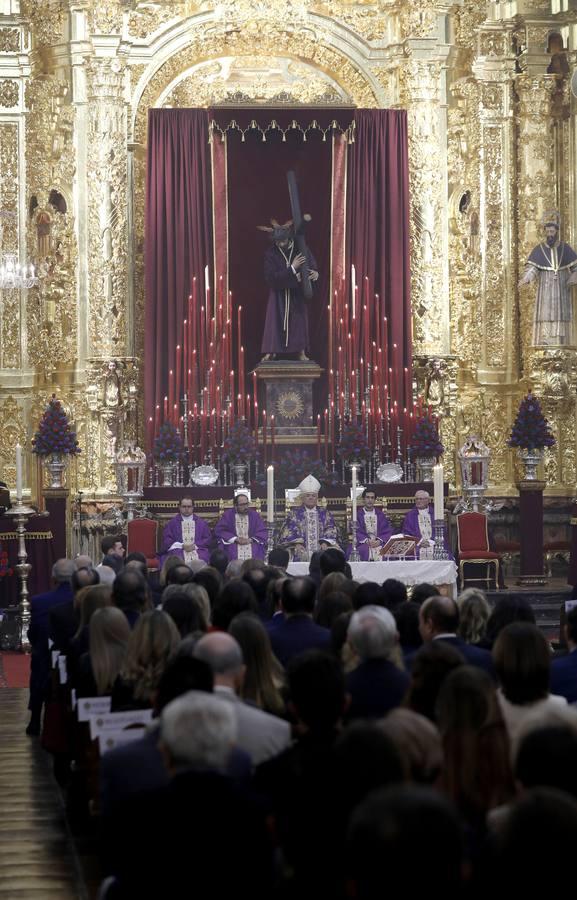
457, 511, 500, 590
127, 518, 159, 571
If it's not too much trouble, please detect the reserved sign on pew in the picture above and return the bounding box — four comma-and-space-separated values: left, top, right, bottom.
89, 709, 153, 741
76, 697, 112, 722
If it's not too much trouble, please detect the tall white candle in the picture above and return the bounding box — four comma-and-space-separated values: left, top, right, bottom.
15, 443, 23, 501
433, 463, 444, 521
352, 464, 358, 525
267, 465, 274, 524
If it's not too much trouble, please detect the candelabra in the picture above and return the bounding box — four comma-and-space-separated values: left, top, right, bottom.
6, 498, 36, 651
266, 521, 275, 561
433, 519, 449, 560
349, 518, 361, 562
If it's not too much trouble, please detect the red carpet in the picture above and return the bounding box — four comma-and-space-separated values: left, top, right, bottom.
0, 652, 30, 688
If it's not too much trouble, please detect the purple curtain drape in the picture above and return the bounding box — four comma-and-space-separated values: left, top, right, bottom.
144, 109, 213, 428
346, 109, 412, 407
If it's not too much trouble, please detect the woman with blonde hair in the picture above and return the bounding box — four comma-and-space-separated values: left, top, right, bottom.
457, 587, 491, 646
77, 606, 130, 697
112, 609, 180, 709
228, 612, 286, 717
69, 585, 113, 683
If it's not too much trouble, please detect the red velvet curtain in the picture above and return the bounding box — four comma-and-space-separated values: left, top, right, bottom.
144, 109, 213, 428
346, 109, 412, 408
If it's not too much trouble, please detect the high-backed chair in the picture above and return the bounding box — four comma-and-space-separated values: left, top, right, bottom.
456, 512, 500, 590
127, 518, 159, 571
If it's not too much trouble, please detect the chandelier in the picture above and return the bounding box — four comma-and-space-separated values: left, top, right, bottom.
0, 253, 38, 290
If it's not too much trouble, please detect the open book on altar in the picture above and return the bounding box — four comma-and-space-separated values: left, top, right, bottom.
380, 534, 419, 560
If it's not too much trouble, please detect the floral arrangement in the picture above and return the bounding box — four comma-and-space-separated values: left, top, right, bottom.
336, 421, 372, 463
258, 449, 337, 491
508, 391, 556, 450
153, 422, 184, 463
221, 421, 257, 465
0, 544, 13, 579
32, 395, 81, 456
408, 411, 444, 458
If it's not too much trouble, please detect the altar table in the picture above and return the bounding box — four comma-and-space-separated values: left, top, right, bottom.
287, 559, 458, 599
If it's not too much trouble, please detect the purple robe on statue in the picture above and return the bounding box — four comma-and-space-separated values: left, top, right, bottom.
402, 505, 453, 560
159, 514, 212, 567
260, 242, 318, 354
348, 507, 393, 561
278, 505, 339, 562
214, 508, 268, 561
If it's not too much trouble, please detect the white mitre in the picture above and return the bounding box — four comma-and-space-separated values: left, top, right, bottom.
298, 474, 321, 494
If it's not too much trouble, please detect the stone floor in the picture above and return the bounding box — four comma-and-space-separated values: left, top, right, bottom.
0, 689, 86, 899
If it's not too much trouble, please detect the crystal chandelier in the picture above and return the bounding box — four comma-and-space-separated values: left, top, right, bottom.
0, 253, 38, 290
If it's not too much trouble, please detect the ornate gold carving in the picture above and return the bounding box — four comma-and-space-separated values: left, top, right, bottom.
0, 396, 25, 489
0, 123, 20, 370
0, 28, 20, 53
88, 0, 123, 35
21, 0, 65, 47
413, 355, 458, 484
0, 80, 19, 108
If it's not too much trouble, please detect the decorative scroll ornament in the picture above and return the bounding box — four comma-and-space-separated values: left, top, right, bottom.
208, 116, 355, 143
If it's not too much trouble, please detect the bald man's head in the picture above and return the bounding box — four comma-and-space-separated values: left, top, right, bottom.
419, 595, 459, 641
194, 632, 244, 678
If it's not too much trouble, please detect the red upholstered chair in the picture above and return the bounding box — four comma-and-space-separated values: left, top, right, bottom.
127, 518, 159, 571
457, 512, 500, 590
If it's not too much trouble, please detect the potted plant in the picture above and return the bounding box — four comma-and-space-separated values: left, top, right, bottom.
508, 391, 555, 481
32, 395, 81, 488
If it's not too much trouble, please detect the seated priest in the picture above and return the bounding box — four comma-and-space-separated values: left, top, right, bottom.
214, 493, 268, 562
349, 488, 393, 561
159, 497, 212, 567
278, 474, 340, 562
401, 490, 453, 560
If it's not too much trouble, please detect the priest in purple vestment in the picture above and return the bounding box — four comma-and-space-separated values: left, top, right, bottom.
159, 497, 212, 567
258, 220, 319, 361
348, 488, 393, 561
214, 493, 268, 562
402, 490, 453, 560
278, 475, 340, 562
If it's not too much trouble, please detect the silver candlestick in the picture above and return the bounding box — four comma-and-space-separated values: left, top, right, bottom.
349, 518, 361, 562
266, 521, 275, 561
433, 518, 449, 560
6, 499, 36, 651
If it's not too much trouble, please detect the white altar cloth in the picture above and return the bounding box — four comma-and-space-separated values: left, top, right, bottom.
287, 559, 458, 598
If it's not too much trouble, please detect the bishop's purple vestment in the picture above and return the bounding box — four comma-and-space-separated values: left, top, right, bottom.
278, 505, 339, 562
159, 514, 212, 567
214, 508, 268, 561
402, 505, 453, 560
348, 507, 393, 561
260, 242, 318, 354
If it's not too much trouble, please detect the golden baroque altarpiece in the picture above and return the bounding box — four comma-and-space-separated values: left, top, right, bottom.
0, 0, 576, 500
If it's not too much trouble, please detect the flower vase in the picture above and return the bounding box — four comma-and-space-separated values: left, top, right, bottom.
415, 456, 436, 482
232, 463, 248, 488
518, 448, 544, 482
44, 452, 66, 489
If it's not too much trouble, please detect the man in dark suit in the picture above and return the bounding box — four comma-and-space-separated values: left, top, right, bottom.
27, 558, 76, 735
551, 607, 577, 702
268, 577, 330, 666
48, 566, 100, 655
346, 605, 410, 719
418, 594, 493, 676
101, 534, 126, 575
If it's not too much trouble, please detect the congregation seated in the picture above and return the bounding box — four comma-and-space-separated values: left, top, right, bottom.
162, 590, 207, 639
68, 584, 112, 683
111, 609, 180, 711
413, 595, 494, 676
345, 606, 410, 720
267, 577, 331, 666
49, 566, 101, 655
76, 606, 131, 698
228, 612, 286, 717
111, 569, 151, 628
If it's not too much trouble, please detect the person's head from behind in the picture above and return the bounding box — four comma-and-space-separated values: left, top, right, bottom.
52, 558, 76, 585
319, 547, 347, 577
181, 583, 211, 630
410, 582, 440, 607
72, 566, 100, 600
112, 568, 150, 615
75, 584, 112, 636
242, 567, 275, 609
162, 590, 207, 639
381, 579, 407, 613
166, 564, 194, 586
315, 591, 353, 629
194, 632, 245, 692
160, 692, 236, 775
334, 722, 405, 815
286, 649, 346, 733
457, 587, 491, 644
228, 611, 281, 705
347, 605, 398, 663
394, 601, 422, 651
209, 548, 229, 576
125, 552, 147, 577
319, 571, 352, 604
405, 641, 464, 722
268, 547, 289, 570
154, 655, 214, 715
435, 665, 500, 733
380, 709, 442, 785
89, 606, 131, 695
159, 554, 182, 588
353, 581, 385, 611
211, 580, 257, 631
347, 785, 464, 899
493, 622, 550, 705
485, 595, 536, 646
419, 595, 459, 641
281, 576, 316, 617
515, 725, 577, 798
193, 567, 223, 611
122, 609, 181, 701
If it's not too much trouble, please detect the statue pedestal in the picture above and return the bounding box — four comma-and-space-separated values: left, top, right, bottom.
254, 359, 322, 443
516, 480, 547, 585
